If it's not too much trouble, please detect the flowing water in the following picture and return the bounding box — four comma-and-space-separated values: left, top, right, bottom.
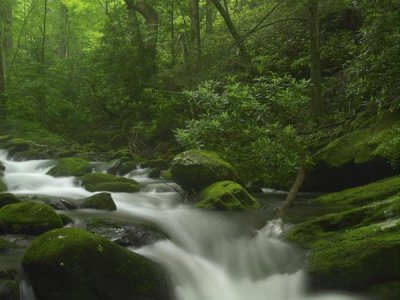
0, 150, 364, 300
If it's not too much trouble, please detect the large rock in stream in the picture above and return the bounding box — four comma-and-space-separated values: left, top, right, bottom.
47, 157, 92, 177
22, 228, 172, 300
81, 173, 140, 193
171, 150, 241, 191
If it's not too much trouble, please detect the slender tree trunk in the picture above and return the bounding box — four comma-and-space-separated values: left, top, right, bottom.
276, 166, 306, 217
170, 0, 176, 64
209, 0, 250, 63
0, 32, 6, 121
308, 0, 323, 117
189, 0, 201, 62
2, 0, 12, 66
57, 2, 68, 59
37, 0, 48, 123
205, 0, 213, 35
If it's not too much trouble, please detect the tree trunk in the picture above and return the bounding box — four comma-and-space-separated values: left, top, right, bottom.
276, 166, 306, 217
170, 0, 176, 64
205, 0, 213, 35
1, 0, 12, 65
37, 0, 48, 124
0, 31, 6, 121
308, 0, 323, 117
189, 0, 201, 62
209, 0, 250, 63
57, 2, 68, 59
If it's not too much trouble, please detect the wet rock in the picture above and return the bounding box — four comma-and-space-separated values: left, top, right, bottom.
0, 202, 63, 235
59, 214, 74, 226
0, 193, 20, 208
171, 150, 241, 191
47, 157, 92, 177
0, 279, 19, 300
141, 159, 169, 170
197, 181, 260, 211
0, 238, 14, 253
22, 228, 172, 300
148, 168, 161, 179
81, 173, 140, 193
118, 160, 138, 175
4, 138, 30, 156
86, 218, 165, 247
107, 159, 124, 175
80, 193, 116, 211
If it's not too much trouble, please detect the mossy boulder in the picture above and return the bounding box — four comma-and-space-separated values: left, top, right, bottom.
303, 115, 399, 192
22, 228, 171, 300
141, 159, 169, 170
119, 160, 138, 175
171, 150, 241, 191
47, 158, 92, 177
0, 193, 21, 208
4, 138, 30, 155
286, 195, 400, 290
196, 181, 260, 211
80, 193, 116, 211
0, 202, 63, 235
81, 173, 140, 193
0, 279, 19, 300
59, 214, 74, 226
312, 175, 400, 205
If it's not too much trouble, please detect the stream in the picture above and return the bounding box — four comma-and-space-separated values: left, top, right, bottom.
0, 150, 364, 300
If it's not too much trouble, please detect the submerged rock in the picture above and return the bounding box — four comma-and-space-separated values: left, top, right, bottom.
0, 193, 20, 209
81, 173, 140, 193
80, 193, 117, 211
86, 218, 165, 247
47, 157, 92, 177
22, 228, 172, 300
197, 181, 260, 211
171, 150, 241, 191
0, 202, 63, 235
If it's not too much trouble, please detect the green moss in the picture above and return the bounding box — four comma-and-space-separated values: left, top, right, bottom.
47, 158, 92, 177
313, 175, 400, 205
0, 193, 20, 208
22, 228, 171, 300
0, 135, 12, 145
368, 281, 400, 300
162, 168, 173, 180
0, 202, 63, 235
0, 279, 19, 300
314, 117, 398, 167
59, 214, 74, 226
118, 161, 138, 175
81, 173, 140, 193
196, 181, 260, 211
80, 193, 116, 211
171, 150, 241, 191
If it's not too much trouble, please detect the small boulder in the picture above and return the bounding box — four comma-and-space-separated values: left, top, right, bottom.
171, 150, 241, 191
0, 202, 63, 235
81, 173, 140, 193
141, 159, 169, 170
119, 160, 138, 175
148, 168, 161, 179
196, 181, 260, 211
80, 193, 116, 211
4, 138, 30, 155
59, 214, 74, 226
47, 157, 92, 177
0, 193, 20, 208
22, 228, 172, 300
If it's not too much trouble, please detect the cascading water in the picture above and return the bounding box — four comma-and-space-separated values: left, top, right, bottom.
0, 150, 364, 300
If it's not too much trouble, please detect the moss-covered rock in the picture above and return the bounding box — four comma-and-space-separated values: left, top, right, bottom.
59, 214, 74, 226
171, 150, 241, 191
118, 160, 138, 175
22, 228, 171, 300
80, 193, 116, 211
0, 193, 21, 208
81, 173, 140, 193
286, 195, 400, 290
313, 175, 400, 205
196, 181, 260, 211
47, 157, 92, 177
0, 279, 19, 300
141, 159, 169, 170
161, 169, 172, 181
148, 168, 161, 179
303, 115, 399, 192
368, 281, 400, 300
0, 202, 63, 235
4, 138, 30, 155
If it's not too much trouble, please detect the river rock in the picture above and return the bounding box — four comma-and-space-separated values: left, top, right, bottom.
0, 202, 63, 235
22, 228, 172, 300
118, 160, 138, 175
196, 181, 260, 211
86, 218, 165, 247
81, 173, 140, 193
141, 159, 169, 170
47, 157, 92, 177
148, 168, 161, 179
0, 193, 20, 208
4, 138, 30, 156
171, 150, 241, 191
80, 193, 116, 211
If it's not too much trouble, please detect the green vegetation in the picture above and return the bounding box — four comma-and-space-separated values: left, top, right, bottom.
197, 181, 260, 211
0, 279, 19, 300
0, 193, 20, 208
171, 150, 241, 191
80, 173, 140, 193
22, 228, 171, 300
80, 193, 116, 211
0, 202, 63, 235
47, 158, 92, 177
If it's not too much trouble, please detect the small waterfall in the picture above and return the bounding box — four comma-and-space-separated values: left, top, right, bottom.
0, 150, 363, 300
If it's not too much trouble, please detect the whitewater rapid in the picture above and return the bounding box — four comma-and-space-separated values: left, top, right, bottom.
0, 150, 363, 300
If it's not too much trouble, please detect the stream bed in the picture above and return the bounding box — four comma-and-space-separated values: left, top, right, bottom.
0, 150, 365, 300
